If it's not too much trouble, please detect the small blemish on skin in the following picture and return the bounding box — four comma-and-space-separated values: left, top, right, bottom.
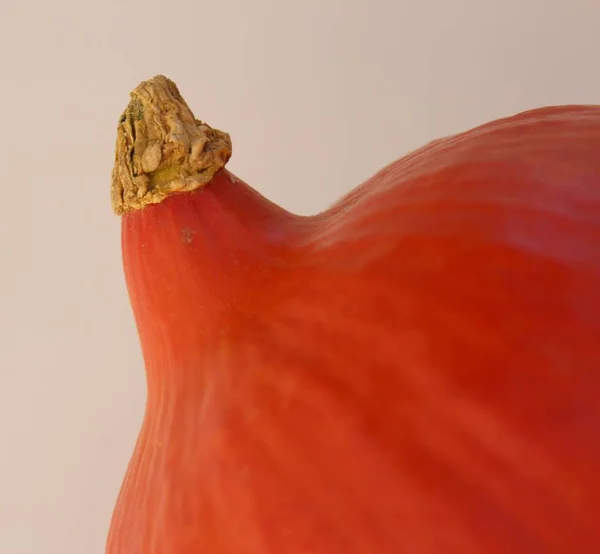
181, 227, 195, 244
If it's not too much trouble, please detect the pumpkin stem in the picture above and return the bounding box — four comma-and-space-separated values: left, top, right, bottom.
111, 75, 232, 215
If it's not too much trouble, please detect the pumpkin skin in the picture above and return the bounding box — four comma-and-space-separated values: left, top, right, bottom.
107, 77, 600, 554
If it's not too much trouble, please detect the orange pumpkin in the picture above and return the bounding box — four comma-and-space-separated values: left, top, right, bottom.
107, 76, 600, 554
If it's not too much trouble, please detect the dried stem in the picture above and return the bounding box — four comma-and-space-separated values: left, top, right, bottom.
111, 75, 232, 215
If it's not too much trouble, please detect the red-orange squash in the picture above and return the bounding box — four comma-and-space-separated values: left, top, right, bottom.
107, 75, 600, 554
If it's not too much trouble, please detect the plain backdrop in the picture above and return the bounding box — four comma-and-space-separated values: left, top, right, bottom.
1, 0, 599, 552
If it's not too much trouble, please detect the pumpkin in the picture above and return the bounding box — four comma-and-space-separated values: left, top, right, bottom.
106, 75, 600, 554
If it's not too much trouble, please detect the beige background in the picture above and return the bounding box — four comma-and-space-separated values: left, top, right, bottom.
1, 0, 599, 552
